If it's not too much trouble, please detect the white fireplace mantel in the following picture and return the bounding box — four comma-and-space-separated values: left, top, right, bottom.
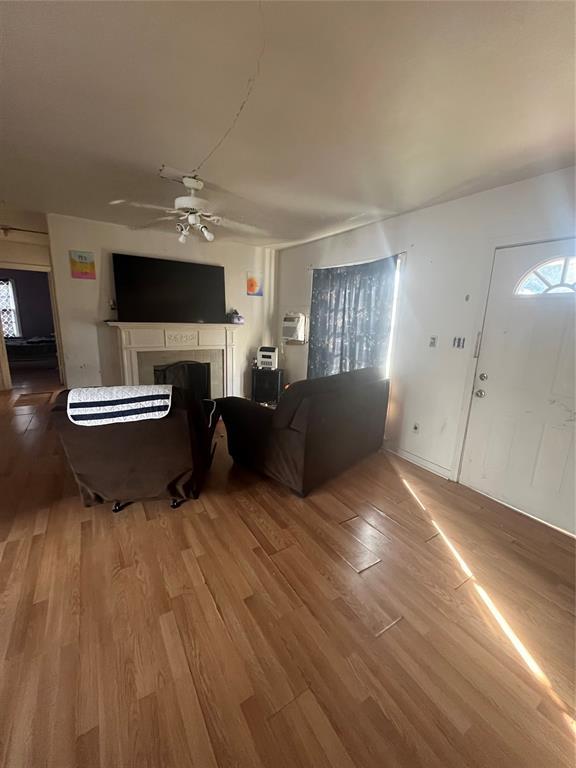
106, 321, 239, 395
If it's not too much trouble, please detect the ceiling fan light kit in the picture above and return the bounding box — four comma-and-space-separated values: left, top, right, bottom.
173, 219, 214, 245
200, 225, 215, 242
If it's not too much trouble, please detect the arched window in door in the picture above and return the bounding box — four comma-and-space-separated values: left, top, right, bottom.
515, 256, 576, 295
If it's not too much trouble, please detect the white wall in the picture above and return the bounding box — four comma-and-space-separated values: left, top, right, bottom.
47, 214, 277, 393
278, 167, 576, 478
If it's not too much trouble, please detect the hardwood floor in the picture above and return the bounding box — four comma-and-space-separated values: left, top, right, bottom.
0, 382, 574, 767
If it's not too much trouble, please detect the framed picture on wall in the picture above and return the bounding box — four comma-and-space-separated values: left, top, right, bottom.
246, 271, 263, 296
69, 250, 96, 280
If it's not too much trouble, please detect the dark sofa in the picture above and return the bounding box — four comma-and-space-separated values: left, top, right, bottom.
52, 387, 217, 509
219, 367, 390, 495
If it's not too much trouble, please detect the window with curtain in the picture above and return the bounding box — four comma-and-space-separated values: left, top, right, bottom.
307, 256, 397, 379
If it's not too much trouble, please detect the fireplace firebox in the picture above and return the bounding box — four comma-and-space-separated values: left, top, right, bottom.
154, 361, 211, 400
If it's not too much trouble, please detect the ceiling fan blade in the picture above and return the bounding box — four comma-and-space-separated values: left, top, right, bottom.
213, 216, 269, 235
198, 213, 221, 223
158, 165, 194, 182
109, 199, 178, 214
129, 215, 178, 231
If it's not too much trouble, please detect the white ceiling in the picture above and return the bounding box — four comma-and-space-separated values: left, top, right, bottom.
1, 1, 574, 245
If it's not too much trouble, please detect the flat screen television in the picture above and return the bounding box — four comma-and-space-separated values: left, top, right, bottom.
112, 253, 226, 323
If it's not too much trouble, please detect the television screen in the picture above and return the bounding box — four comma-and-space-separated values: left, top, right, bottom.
112, 253, 226, 323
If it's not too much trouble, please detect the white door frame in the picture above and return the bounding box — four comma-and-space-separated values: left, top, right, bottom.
0, 329, 11, 390
0, 260, 65, 390
455, 235, 576, 484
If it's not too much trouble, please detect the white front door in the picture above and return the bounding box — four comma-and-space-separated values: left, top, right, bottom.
460, 239, 576, 534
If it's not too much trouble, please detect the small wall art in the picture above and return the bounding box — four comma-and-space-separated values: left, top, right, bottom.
246, 271, 263, 296
69, 250, 96, 280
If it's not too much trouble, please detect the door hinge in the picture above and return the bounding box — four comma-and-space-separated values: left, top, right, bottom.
473, 331, 482, 358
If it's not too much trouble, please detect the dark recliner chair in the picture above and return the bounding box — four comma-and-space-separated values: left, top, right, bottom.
219, 367, 390, 496
52, 387, 217, 511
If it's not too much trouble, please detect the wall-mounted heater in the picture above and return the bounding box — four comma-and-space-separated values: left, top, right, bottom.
281, 312, 307, 344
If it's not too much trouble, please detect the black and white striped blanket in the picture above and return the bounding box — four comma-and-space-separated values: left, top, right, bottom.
67, 385, 172, 427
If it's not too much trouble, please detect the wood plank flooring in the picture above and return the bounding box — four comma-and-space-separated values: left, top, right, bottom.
0, 381, 574, 767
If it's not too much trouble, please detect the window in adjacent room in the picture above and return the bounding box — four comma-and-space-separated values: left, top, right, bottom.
307, 255, 398, 379
0, 279, 21, 337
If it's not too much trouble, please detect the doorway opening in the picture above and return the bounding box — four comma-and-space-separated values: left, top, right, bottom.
0, 267, 61, 393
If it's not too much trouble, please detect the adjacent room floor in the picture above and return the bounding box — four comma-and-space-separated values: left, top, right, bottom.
9, 367, 61, 394
0, 383, 574, 768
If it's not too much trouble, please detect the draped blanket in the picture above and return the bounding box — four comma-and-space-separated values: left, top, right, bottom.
67, 385, 172, 426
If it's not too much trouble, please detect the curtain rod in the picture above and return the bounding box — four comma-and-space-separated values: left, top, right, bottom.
306, 253, 398, 271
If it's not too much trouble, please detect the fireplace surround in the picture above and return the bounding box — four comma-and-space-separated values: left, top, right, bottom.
106, 322, 238, 396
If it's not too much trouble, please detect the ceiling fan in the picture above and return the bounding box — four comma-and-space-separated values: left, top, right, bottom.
109, 167, 266, 243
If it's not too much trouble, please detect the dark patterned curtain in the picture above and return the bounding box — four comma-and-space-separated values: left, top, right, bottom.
307, 256, 398, 379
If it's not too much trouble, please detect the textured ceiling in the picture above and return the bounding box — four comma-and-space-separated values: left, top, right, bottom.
1, 1, 574, 245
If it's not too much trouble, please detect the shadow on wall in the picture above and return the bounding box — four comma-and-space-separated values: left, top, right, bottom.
97, 250, 121, 385
243, 358, 253, 398
97, 323, 121, 385
384, 377, 405, 450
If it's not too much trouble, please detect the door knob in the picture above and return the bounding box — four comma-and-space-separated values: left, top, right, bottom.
479, 372, 488, 381
475, 389, 486, 398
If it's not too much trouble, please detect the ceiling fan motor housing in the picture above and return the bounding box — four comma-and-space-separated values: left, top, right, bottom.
175, 194, 209, 210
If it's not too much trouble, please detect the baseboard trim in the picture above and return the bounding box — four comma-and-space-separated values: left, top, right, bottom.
385, 447, 451, 479
387, 447, 575, 540
459, 485, 576, 540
